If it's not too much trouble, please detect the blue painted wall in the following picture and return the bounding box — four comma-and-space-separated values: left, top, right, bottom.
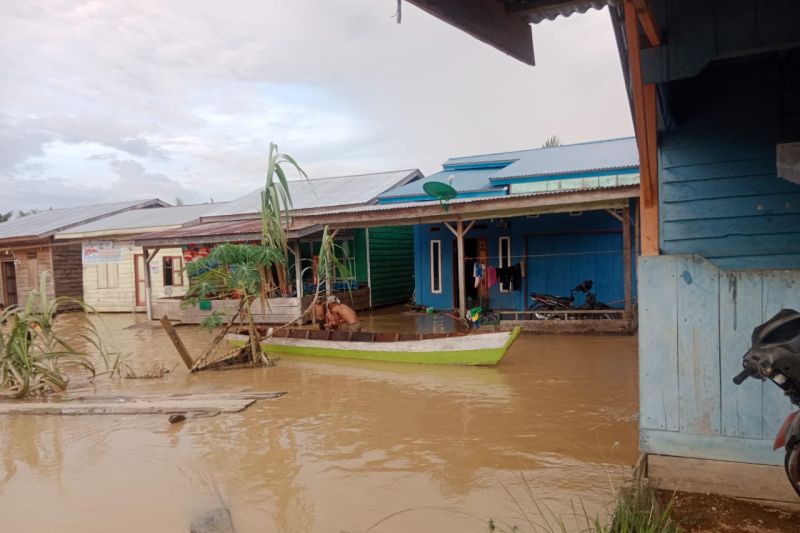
639, 255, 798, 465
659, 52, 800, 270
413, 210, 635, 311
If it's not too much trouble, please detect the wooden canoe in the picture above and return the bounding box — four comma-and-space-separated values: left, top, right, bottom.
225, 327, 522, 366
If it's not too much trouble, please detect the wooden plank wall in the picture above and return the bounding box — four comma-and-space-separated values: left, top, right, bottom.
639, 255, 799, 465
12, 245, 55, 302
82, 242, 187, 312
659, 50, 800, 270
52, 242, 83, 300
368, 226, 415, 307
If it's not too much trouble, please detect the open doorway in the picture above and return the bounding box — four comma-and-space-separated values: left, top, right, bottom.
2, 262, 18, 306
452, 237, 488, 310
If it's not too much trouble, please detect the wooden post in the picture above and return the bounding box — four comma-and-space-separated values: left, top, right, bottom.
365, 227, 372, 308
144, 247, 160, 320
624, 0, 660, 256
160, 315, 194, 369
456, 219, 466, 318
293, 240, 302, 299
326, 229, 340, 299
622, 206, 633, 318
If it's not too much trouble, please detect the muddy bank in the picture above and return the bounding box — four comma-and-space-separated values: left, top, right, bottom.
0, 308, 639, 532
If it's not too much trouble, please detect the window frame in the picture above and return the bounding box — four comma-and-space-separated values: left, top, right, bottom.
498, 236, 512, 293
430, 239, 442, 295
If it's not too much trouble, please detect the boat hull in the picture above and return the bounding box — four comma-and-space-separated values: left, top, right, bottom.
226, 327, 521, 366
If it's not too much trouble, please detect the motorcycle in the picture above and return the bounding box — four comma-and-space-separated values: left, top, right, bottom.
528, 280, 611, 319
732, 309, 800, 497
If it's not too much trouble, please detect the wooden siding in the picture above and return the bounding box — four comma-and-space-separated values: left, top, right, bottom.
82, 242, 187, 312
642, 1, 800, 84
52, 242, 83, 300
11, 245, 55, 302
660, 52, 800, 269
368, 226, 415, 307
413, 211, 633, 311
638, 255, 798, 465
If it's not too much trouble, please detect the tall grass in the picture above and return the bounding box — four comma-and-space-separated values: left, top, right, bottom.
0, 272, 106, 398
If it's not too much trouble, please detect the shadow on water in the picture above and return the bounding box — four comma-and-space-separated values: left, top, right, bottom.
0, 307, 638, 532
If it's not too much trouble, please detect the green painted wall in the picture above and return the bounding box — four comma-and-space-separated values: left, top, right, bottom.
368, 226, 414, 307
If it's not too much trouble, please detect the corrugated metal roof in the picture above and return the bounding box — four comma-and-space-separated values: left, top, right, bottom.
136, 219, 264, 241
504, 0, 612, 24
135, 219, 319, 246
296, 183, 639, 217
378, 168, 498, 198
0, 199, 167, 242
490, 137, 638, 180
444, 137, 637, 176
207, 169, 422, 217
55, 203, 222, 237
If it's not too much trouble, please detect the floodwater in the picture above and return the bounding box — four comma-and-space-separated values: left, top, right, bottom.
0, 308, 638, 532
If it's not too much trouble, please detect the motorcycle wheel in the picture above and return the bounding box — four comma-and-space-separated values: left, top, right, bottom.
785, 444, 800, 498
529, 304, 551, 320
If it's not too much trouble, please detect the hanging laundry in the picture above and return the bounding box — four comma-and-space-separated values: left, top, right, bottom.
473, 262, 485, 288
510, 263, 522, 289
496, 264, 522, 291
487, 265, 497, 288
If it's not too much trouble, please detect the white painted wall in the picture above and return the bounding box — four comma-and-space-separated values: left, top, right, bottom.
82, 241, 187, 312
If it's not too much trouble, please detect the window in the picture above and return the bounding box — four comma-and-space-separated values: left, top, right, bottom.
163, 256, 183, 287
498, 237, 511, 292
96, 263, 119, 289
430, 240, 442, 294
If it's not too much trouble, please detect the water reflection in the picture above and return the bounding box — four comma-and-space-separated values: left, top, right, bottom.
0, 308, 638, 532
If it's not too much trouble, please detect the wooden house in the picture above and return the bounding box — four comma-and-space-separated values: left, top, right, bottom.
53, 203, 219, 312
402, 0, 800, 501
135, 170, 422, 323
291, 138, 640, 333
0, 199, 167, 308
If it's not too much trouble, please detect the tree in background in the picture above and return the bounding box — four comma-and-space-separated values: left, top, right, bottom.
541, 135, 562, 148
0, 212, 11, 223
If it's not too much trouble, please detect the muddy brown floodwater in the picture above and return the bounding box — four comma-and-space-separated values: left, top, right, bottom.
0, 307, 638, 532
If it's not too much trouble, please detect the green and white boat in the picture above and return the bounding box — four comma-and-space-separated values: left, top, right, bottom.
225, 327, 522, 366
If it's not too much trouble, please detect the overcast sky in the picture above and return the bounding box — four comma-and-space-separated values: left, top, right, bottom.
0, 1, 633, 212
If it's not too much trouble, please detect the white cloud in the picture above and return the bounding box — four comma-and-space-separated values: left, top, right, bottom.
0, 0, 633, 212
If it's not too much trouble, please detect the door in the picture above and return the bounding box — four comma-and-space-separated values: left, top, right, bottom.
134, 254, 146, 306
452, 238, 483, 309
2, 262, 17, 306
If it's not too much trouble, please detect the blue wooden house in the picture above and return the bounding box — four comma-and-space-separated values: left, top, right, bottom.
394, 0, 800, 501
380, 138, 639, 314
293, 138, 640, 332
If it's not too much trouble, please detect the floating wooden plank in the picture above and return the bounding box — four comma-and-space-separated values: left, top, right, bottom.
48, 391, 287, 403
0, 391, 287, 416
0, 399, 255, 416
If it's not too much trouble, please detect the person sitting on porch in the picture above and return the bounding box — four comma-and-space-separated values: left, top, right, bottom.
324, 297, 361, 333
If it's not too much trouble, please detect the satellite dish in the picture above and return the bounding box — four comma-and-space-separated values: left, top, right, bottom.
423, 181, 457, 200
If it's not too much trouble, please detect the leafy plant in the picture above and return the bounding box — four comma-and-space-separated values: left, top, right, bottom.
181, 143, 307, 367
0, 272, 103, 398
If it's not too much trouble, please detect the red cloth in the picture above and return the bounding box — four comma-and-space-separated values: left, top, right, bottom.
487, 265, 497, 288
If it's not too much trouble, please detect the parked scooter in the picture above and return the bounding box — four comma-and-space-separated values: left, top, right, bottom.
528, 280, 611, 319
732, 309, 800, 497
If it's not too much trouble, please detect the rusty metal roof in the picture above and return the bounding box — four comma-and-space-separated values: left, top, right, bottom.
134, 219, 321, 247
504, 0, 613, 24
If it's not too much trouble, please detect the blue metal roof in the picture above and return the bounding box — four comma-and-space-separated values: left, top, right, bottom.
378, 168, 500, 200
490, 137, 639, 180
